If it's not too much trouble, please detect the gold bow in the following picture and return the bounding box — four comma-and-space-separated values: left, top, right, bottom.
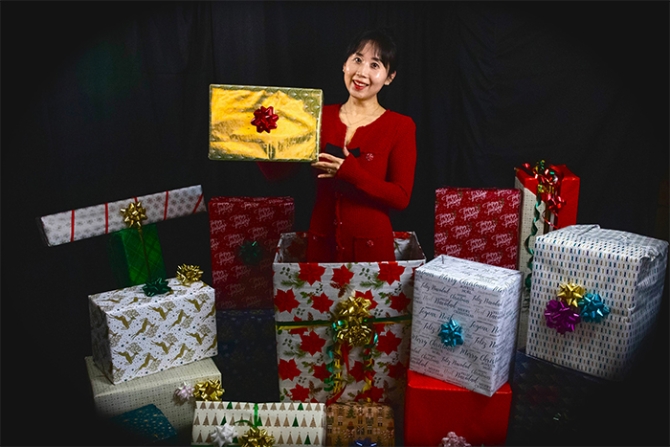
557, 283, 585, 308
120, 201, 147, 229
177, 264, 203, 286
333, 294, 374, 347
239, 426, 275, 447
193, 379, 224, 401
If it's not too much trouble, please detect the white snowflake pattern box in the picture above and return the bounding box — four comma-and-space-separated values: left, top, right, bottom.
409, 255, 523, 397
191, 401, 326, 446
89, 278, 218, 384
273, 231, 426, 405
526, 225, 668, 380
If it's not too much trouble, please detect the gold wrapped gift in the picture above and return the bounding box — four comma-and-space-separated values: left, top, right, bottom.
326, 402, 395, 446
209, 84, 323, 162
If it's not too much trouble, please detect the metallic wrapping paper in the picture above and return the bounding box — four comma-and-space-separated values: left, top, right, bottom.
325, 402, 396, 447
209, 84, 323, 162
107, 224, 167, 288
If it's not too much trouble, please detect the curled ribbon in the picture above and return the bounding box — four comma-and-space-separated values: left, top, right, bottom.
251, 106, 279, 133
239, 240, 263, 266
177, 264, 203, 286
142, 277, 171, 297
193, 379, 224, 401
439, 318, 464, 347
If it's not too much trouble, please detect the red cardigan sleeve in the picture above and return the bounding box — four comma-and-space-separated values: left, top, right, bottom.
336, 116, 417, 210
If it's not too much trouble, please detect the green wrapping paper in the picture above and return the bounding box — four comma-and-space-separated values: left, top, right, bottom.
107, 223, 166, 288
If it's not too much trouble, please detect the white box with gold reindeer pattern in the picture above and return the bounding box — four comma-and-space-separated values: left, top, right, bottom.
85, 356, 221, 435
191, 401, 326, 446
89, 278, 217, 384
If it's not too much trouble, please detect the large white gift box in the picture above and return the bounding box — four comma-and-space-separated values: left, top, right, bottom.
191, 401, 326, 446
85, 356, 221, 434
526, 224, 668, 380
89, 278, 217, 384
409, 255, 523, 397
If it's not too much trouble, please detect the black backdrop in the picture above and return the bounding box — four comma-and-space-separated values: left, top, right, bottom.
3, 2, 669, 446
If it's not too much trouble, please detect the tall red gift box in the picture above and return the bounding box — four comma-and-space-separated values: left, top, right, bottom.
434, 187, 521, 270
404, 370, 511, 447
209, 196, 294, 310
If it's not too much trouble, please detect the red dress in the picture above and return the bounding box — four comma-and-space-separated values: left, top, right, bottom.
306, 104, 417, 262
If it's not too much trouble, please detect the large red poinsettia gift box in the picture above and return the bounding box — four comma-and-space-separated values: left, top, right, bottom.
273, 231, 426, 406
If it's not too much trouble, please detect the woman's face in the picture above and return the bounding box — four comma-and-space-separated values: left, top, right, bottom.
342, 42, 395, 102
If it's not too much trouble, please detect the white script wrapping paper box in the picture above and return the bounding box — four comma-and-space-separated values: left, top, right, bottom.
85, 356, 221, 434
89, 278, 218, 384
191, 401, 326, 446
409, 255, 523, 397
273, 231, 426, 405
38, 184, 207, 246
526, 225, 668, 381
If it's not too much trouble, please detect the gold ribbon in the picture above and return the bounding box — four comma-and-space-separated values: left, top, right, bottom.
332, 294, 374, 347
176, 264, 203, 286
193, 379, 224, 401
557, 283, 585, 308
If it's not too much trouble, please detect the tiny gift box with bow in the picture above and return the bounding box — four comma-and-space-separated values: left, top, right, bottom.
89, 268, 217, 384
273, 231, 426, 405
85, 356, 221, 436
209, 84, 323, 162
209, 196, 294, 310
434, 187, 521, 270
325, 402, 395, 447
409, 254, 523, 397
526, 224, 668, 380
191, 401, 327, 446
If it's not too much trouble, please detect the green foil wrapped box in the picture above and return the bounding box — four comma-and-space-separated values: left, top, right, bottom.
107, 223, 166, 288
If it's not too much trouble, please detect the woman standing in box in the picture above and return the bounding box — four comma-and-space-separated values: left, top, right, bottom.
261, 28, 417, 263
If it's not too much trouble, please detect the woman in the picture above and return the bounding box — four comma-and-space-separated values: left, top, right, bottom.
263, 28, 417, 262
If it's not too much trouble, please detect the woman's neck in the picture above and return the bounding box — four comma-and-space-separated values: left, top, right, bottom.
342, 98, 382, 115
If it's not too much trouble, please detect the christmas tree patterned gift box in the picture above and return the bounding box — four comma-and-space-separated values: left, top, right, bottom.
409, 255, 523, 397
526, 224, 668, 381
434, 187, 521, 270
191, 401, 327, 446
209, 196, 294, 310
89, 272, 217, 384
85, 356, 221, 435
325, 402, 395, 447
273, 231, 426, 405
209, 84, 323, 162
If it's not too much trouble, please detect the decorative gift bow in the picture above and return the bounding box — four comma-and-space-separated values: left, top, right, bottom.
251, 106, 279, 133
518, 160, 567, 290
210, 403, 275, 447
175, 378, 224, 403
544, 282, 610, 334
143, 263, 203, 297
439, 318, 464, 347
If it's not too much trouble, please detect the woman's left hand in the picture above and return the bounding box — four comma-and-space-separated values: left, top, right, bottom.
312, 148, 348, 178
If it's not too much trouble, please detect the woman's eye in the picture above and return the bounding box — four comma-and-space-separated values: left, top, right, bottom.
371, 63, 379, 69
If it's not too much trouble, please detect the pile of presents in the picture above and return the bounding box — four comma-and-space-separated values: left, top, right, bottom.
37, 86, 668, 446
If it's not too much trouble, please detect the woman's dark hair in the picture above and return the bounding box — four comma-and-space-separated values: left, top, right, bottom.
344, 28, 398, 75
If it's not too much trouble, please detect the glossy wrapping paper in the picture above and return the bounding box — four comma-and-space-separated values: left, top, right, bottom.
107, 224, 167, 288
209, 196, 294, 310
526, 225, 668, 380
404, 370, 512, 447
434, 187, 521, 270
209, 84, 323, 162
273, 231, 426, 406
325, 402, 396, 447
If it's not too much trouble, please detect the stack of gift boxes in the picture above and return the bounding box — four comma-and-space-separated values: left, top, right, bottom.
37, 82, 669, 447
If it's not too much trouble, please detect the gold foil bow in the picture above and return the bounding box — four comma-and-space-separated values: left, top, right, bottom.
176, 264, 203, 286
557, 283, 585, 308
120, 201, 147, 229
193, 379, 224, 401
240, 426, 275, 447
333, 294, 374, 347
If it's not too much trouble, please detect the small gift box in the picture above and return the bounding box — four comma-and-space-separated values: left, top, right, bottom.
191, 401, 327, 446
434, 187, 521, 270
105, 403, 180, 446
213, 309, 280, 403
404, 370, 512, 447
325, 402, 395, 447
108, 223, 167, 288
38, 184, 206, 246
409, 255, 523, 397
209, 84, 323, 162
209, 196, 294, 310
89, 274, 217, 384
525, 224, 668, 380
85, 356, 222, 435
273, 231, 426, 405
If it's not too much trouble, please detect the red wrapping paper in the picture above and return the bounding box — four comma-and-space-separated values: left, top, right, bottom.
404, 370, 512, 447
209, 196, 294, 310
434, 188, 521, 270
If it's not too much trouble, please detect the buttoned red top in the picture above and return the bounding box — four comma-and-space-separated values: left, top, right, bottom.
306, 104, 417, 262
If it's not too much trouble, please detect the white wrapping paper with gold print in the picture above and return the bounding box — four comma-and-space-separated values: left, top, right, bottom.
526, 225, 668, 381
89, 278, 217, 384
209, 84, 323, 162
409, 255, 523, 397
191, 401, 326, 446
85, 356, 221, 434
273, 231, 426, 405
38, 184, 207, 246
